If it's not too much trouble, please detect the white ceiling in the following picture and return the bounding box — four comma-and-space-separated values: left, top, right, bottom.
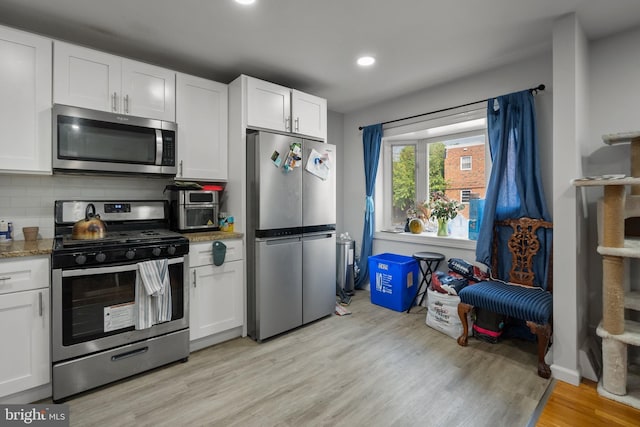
1, 0, 640, 113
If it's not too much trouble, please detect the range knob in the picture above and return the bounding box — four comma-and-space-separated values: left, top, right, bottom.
167, 245, 176, 255
95, 252, 106, 263
152, 247, 162, 257
125, 249, 136, 260
75, 254, 87, 265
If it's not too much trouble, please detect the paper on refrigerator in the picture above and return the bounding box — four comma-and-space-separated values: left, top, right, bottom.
305, 148, 331, 180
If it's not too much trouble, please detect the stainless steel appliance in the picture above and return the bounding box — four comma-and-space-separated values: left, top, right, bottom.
52, 104, 177, 176
246, 130, 336, 341
51, 200, 189, 401
169, 190, 219, 232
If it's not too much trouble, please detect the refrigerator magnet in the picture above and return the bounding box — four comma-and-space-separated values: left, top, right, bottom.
271, 150, 282, 168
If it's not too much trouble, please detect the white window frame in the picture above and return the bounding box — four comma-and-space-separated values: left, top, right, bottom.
460, 155, 472, 170
374, 106, 489, 248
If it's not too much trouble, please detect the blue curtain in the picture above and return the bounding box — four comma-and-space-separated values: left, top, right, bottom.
475, 90, 552, 289
355, 123, 383, 289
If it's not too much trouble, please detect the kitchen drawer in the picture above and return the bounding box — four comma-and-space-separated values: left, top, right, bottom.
189, 239, 243, 267
0, 256, 50, 295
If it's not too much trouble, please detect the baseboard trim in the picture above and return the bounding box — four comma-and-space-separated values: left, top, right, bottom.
579, 337, 601, 382
189, 327, 243, 353
0, 383, 52, 404
551, 363, 581, 385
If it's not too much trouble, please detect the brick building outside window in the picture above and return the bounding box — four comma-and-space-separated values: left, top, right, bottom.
444, 142, 486, 218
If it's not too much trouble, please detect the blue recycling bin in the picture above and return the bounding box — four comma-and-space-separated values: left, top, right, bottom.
368, 253, 418, 311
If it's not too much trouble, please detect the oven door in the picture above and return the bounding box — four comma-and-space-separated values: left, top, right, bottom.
52, 257, 188, 362
178, 204, 218, 231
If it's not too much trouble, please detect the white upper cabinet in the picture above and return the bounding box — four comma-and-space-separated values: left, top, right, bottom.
54, 41, 175, 121
291, 89, 327, 141
0, 25, 52, 174
246, 78, 291, 133
176, 73, 228, 181
246, 76, 326, 140
53, 42, 120, 113
121, 59, 175, 121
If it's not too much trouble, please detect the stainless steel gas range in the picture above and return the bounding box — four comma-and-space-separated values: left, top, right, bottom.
51, 200, 190, 402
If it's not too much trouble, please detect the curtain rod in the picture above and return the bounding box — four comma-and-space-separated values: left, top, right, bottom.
357, 84, 545, 131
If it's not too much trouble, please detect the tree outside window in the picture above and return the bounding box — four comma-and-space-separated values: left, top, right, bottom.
391, 145, 416, 221
428, 142, 448, 193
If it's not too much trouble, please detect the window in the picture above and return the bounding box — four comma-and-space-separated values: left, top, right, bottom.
379, 108, 489, 238
460, 156, 472, 170
390, 145, 416, 222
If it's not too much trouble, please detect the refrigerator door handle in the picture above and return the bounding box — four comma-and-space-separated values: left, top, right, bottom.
259, 237, 301, 245
302, 233, 335, 241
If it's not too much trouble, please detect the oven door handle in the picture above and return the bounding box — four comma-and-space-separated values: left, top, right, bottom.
111, 346, 149, 361
61, 257, 184, 277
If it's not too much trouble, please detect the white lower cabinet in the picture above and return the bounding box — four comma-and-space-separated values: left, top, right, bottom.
188, 240, 244, 343
0, 257, 50, 399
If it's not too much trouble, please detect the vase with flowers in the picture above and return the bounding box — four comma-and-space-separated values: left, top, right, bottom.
425, 191, 465, 236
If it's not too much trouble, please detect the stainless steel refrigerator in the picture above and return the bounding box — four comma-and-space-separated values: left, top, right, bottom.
246, 130, 336, 341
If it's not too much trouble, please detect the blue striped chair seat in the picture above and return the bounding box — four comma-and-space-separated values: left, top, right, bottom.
458, 280, 552, 324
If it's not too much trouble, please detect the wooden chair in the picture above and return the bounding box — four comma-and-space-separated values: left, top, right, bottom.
457, 217, 553, 379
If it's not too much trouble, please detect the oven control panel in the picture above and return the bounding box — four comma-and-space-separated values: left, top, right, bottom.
103, 203, 131, 213
54, 241, 189, 269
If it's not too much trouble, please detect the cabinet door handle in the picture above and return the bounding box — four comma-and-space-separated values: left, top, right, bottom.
124, 94, 130, 113
112, 92, 117, 112
38, 292, 43, 317
179, 160, 183, 177
193, 270, 197, 287
295, 117, 300, 132
285, 117, 290, 131
0, 276, 11, 281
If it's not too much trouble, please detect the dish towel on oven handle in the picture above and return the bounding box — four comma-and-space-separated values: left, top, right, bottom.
135, 259, 172, 330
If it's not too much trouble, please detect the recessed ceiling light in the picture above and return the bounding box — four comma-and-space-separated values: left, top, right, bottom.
235, 0, 255, 5
357, 56, 375, 67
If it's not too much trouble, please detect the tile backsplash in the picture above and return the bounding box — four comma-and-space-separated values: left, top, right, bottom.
0, 174, 170, 240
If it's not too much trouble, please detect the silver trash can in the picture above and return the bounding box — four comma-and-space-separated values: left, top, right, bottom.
337, 234, 355, 295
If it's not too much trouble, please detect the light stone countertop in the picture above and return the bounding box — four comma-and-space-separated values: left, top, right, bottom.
0, 239, 54, 258
182, 231, 243, 242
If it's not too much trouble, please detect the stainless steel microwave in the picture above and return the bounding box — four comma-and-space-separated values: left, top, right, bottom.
52, 104, 177, 176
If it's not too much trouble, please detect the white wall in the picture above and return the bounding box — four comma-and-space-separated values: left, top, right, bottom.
340, 53, 553, 271
0, 175, 169, 239
550, 13, 588, 386
327, 110, 345, 234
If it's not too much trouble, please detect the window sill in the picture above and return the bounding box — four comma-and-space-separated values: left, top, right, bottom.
374, 230, 477, 251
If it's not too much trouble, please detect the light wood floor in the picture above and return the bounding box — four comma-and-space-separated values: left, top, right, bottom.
536, 379, 640, 426
56, 291, 550, 426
